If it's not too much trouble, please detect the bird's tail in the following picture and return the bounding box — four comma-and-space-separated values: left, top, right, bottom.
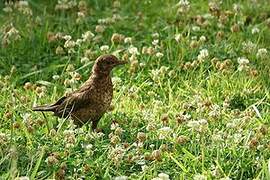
32, 105, 57, 112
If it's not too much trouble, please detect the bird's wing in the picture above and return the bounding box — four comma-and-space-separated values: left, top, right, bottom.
54, 91, 92, 118
51, 96, 67, 106
77, 77, 94, 93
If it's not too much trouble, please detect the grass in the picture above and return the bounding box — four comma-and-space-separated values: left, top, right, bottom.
0, 0, 270, 179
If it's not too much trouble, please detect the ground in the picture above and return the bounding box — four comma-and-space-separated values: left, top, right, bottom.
0, 0, 270, 179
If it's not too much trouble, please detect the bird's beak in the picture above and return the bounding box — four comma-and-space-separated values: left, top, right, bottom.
116, 60, 128, 65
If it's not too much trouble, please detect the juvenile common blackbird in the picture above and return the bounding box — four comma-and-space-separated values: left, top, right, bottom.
33, 54, 127, 129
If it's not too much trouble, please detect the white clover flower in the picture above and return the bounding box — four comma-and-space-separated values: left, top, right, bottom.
16, 177, 30, 180
187, 119, 208, 132
111, 122, 119, 130
82, 31, 94, 42
2, 26, 21, 46
63, 35, 72, 41
168, 70, 175, 77
152, 32, 159, 38
55, 46, 64, 55
212, 133, 223, 142
256, 48, 268, 59
191, 36, 197, 40
160, 66, 169, 74
113, 1, 121, 8
75, 38, 83, 46
111, 33, 125, 43
97, 132, 105, 138
95, 25, 105, 33
150, 69, 160, 82
159, 127, 172, 132
233, 133, 242, 143
124, 37, 132, 44
142, 46, 148, 54
177, 0, 190, 13
22, 113, 31, 123
64, 40, 76, 49
226, 122, 237, 129
233, 3, 241, 12
140, 62, 146, 67
109, 146, 125, 165
177, 113, 191, 123
112, 77, 122, 86
0, 133, 8, 144
198, 49, 209, 62
199, 35, 206, 43
55, 0, 77, 11
133, 141, 144, 148
70, 72, 81, 81
52, 75, 60, 80
156, 52, 164, 58
237, 57, 249, 71
84, 144, 93, 150
6, 27, 19, 36
63, 129, 75, 136
220, 177, 232, 180
114, 176, 128, 180
68, 48, 75, 54
158, 173, 170, 180
193, 174, 207, 180
65, 143, 74, 148
175, 34, 181, 42
141, 165, 149, 171
158, 127, 172, 139
177, 0, 190, 7
86, 131, 104, 140
128, 46, 140, 55
100, 45, 109, 51
80, 57, 90, 64
3, 6, 13, 13
77, 11, 85, 18
257, 145, 264, 150
192, 26, 200, 32
238, 57, 249, 65
251, 27, 260, 34
242, 41, 256, 53
187, 120, 200, 128
198, 119, 208, 125
97, 18, 105, 24
18, 1, 29, 7
75, 127, 84, 134
63, 129, 76, 147
152, 39, 159, 46
84, 144, 94, 156
209, 104, 220, 118
199, 49, 209, 58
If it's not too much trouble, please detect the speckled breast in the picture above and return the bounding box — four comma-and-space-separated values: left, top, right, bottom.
98, 83, 113, 113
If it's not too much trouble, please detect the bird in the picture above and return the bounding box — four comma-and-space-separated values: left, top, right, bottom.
32, 54, 127, 130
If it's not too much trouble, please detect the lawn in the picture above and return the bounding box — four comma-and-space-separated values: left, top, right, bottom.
0, 0, 270, 179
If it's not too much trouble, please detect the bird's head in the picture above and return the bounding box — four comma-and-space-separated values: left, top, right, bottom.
93, 54, 127, 75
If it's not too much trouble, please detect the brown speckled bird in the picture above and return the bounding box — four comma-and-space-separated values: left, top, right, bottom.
33, 54, 127, 129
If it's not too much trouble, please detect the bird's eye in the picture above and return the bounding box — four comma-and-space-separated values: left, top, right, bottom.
107, 61, 113, 64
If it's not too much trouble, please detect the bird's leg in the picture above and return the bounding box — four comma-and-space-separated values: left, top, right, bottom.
92, 120, 98, 131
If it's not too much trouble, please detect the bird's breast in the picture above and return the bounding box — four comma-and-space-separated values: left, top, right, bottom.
85, 76, 113, 112
93, 80, 113, 111
98, 87, 113, 109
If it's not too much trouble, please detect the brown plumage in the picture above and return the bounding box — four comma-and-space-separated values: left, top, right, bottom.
33, 54, 127, 129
